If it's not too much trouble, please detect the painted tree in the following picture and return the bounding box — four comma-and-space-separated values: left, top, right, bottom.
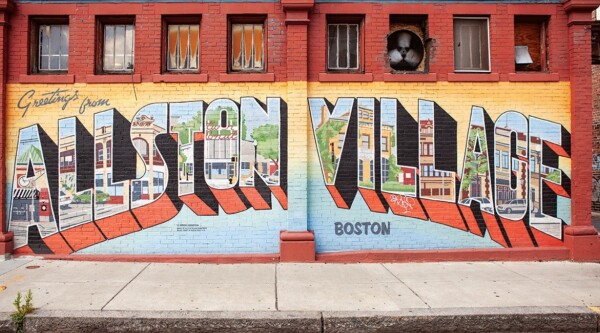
461, 127, 489, 198
251, 124, 280, 167
315, 119, 346, 183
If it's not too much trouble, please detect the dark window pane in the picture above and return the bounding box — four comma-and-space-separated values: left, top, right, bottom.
232, 24, 243, 70
40, 55, 49, 70
349, 24, 358, 69
328, 25, 338, 69
338, 24, 348, 68
40, 26, 50, 56
50, 26, 61, 54
50, 55, 60, 69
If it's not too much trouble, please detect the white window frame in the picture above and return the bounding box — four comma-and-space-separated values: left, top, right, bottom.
103, 23, 135, 73
38, 24, 69, 72
327, 23, 360, 71
453, 17, 491, 73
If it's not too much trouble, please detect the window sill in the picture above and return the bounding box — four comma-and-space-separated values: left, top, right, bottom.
383, 73, 437, 82
318, 72, 373, 82
219, 73, 275, 82
86, 74, 142, 84
152, 73, 208, 83
508, 73, 560, 82
19, 74, 75, 84
447, 73, 499, 82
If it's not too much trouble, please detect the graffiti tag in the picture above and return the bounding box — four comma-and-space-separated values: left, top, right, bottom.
389, 194, 415, 214
17, 89, 110, 117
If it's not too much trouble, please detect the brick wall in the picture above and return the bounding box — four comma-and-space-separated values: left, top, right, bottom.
593, 64, 600, 212
1, 0, 596, 259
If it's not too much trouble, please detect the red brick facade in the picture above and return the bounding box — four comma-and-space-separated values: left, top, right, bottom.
0, 0, 599, 262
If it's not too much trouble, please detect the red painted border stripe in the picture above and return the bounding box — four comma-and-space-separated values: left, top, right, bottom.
180, 194, 218, 216
358, 188, 387, 213
240, 187, 271, 210
326, 185, 349, 209
131, 195, 179, 228
95, 211, 141, 239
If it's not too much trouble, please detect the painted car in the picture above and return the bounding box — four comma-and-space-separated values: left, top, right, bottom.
72, 191, 110, 204
497, 199, 527, 214
268, 170, 279, 184
59, 190, 72, 209
459, 197, 494, 213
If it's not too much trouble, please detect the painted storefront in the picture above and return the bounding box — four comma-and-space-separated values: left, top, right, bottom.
0, 0, 598, 260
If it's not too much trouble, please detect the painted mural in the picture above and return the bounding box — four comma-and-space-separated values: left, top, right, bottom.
6, 83, 572, 255
309, 96, 571, 250
7, 90, 288, 254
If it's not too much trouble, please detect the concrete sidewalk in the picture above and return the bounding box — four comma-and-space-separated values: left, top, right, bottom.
0, 259, 597, 332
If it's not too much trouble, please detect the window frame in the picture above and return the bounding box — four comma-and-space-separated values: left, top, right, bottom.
162, 15, 202, 74
514, 15, 549, 72
29, 16, 70, 75
95, 16, 136, 75
388, 14, 429, 73
453, 16, 491, 73
326, 15, 364, 73
228, 15, 267, 73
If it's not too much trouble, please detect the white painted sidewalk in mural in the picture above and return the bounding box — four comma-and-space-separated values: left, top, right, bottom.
0, 260, 596, 312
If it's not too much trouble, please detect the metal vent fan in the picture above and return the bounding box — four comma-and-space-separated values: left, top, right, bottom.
387, 30, 424, 71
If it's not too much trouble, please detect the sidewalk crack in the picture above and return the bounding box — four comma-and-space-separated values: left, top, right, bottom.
275, 264, 279, 311
101, 263, 150, 311
381, 264, 431, 309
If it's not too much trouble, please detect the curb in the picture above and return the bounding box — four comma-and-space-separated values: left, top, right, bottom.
2, 307, 597, 333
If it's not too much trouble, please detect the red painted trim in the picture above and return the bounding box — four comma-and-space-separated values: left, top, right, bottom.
316, 247, 570, 263
152, 3, 208, 14
565, 225, 599, 236
17, 4, 77, 15
280, 230, 314, 241
19, 74, 74, 84
507, 4, 558, 15
445, 4, 498, 14
318, 72, 373, 82
219, 72, 275, 82
28, 254, 280, 264
383, 73, 437, 82
152, 73, 208, 83
85, 74, 142, 84
285, 19, 310, 25
88, 4, 143, 15
508, 73, 560, 82
447, 73, 500, 82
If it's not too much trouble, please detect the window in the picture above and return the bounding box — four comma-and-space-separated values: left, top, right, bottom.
133, 138, 149, 158
327, 17, 361, 71
230, 17, 265, 72
514, 16, 549, 72
382, 137, 389, 152
30, 17, 69, 73
361, 134, 370, 150
388, 15, 428, 72
453, 17, 490, 72
97, 17, 135, 73
502, 152, 509, 169
359, 160, 364, 182
95, 174, 104, 187
106, 140, 112, 161
153, 172, 165, 193
338, 133, 345, 149
164, 17, 200, 72
96, 144, 104, 162
495, 150, 500, 167
382, 158, 389, 182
